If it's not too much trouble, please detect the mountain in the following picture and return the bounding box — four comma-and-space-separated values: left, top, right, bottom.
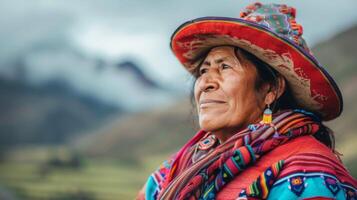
116, 61, 160, 89
0, 76, 121, 149
1, 34, 176, 111
0, 37, 178, 151
75, 25, 357, 174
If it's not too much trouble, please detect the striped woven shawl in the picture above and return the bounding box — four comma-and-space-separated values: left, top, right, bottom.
158, 110, 323, 199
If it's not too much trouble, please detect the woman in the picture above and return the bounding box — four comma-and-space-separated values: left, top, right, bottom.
138, 2, 357, 200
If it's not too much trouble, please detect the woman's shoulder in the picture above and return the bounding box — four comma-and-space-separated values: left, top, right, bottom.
219, 136, 357, 200
142, 153, 178, 200
271, 135, 334, 158
274, 135, 352, 180
253, 135, 341, 180
267, 136, 357, 200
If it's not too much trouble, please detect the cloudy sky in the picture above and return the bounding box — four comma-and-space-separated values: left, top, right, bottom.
1, 0, 357, 108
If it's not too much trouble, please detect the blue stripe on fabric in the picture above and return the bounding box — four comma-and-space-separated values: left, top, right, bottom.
223, 163, 234, 177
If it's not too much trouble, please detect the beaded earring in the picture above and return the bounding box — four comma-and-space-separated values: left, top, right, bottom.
262, 104, 272, 124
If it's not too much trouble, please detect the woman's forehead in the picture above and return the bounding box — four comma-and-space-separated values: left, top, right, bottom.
203, 46, 236, 62
208, 46, 235, 55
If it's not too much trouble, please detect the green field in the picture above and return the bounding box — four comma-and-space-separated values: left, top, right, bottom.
0, 147, 170, 200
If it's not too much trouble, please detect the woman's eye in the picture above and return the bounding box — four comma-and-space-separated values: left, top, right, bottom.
221, 63, 231, 70
199, 68, 208, 75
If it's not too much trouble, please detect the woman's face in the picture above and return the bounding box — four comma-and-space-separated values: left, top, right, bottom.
194, 46, 266, 134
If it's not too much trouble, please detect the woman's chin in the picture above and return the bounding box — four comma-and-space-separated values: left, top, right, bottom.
199, 118, 223, 132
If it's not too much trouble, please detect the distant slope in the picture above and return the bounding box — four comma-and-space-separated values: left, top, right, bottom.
313, 25, 357, 175
76, 25, 357, 173
313, 25, 357, 81
0, 77, 121, 149
313, 25, 357, 138
73, 99, 197, 162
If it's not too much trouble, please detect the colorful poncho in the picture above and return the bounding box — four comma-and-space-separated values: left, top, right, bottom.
143, 110, 357, 200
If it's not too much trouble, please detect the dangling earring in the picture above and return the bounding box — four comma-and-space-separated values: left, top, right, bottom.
262, 104, 272, 124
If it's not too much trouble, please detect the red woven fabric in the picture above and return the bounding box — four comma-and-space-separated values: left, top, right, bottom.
216, 136, 356, 199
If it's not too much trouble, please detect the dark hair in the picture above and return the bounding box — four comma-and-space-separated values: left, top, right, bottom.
190, 46, 335, 149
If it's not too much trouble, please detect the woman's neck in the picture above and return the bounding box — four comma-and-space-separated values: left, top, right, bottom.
212, 117, 262, 143
212, 127, 244, 143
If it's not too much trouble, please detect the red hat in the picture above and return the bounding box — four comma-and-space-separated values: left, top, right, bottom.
170, 2, 342, 121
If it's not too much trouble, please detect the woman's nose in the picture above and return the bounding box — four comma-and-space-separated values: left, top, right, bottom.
200, 72, 219, 92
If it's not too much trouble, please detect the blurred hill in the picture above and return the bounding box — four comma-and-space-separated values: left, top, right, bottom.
75, 24, 357, 171
313, 25, 357, 137
0, 39, 176, 152
313, 25, 357, 171
0, 76, 120, 149
73, 99, 197, 163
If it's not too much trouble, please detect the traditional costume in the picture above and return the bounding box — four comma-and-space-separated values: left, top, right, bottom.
143, 3, 357, 200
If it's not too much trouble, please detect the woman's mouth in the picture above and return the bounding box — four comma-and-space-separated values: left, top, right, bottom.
199, 99, 226, 108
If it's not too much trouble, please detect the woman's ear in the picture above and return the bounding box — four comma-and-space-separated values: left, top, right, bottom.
264, 75, 286, 105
